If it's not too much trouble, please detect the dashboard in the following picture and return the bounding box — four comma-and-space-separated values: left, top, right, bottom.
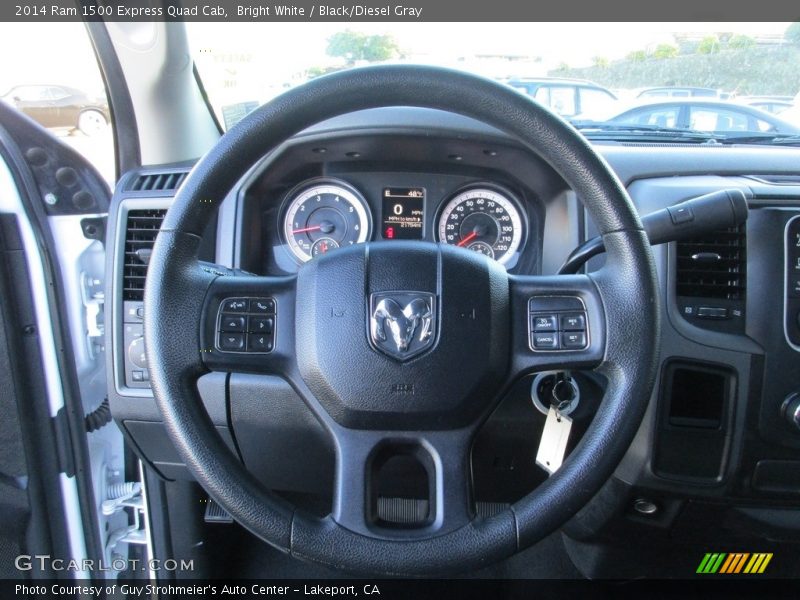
107, 107, 800, 554
232, 120, 568, 278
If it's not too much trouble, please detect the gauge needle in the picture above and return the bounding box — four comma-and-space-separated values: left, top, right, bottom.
293, 220, 335, 235
457, 231, 479, 247
292, 225, 322, 234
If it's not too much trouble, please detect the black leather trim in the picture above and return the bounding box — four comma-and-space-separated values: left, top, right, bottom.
289, 511, 518, 577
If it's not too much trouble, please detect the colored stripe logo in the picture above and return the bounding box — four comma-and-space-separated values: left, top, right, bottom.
697, 552, 773, 574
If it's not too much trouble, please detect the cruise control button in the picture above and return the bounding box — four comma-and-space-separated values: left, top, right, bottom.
222, 299, 248, 312
250, 298, 275, 313
220, 315, 246, 332
247, 334, 273, 352
561, 314, 585, 331
532, 332, 558, 349
248, 316, 274, 334
219, 333, 245, 351
562, 331, 587, 349
531, 315, 558, 332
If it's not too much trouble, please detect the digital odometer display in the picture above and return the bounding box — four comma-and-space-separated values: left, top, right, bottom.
381, 187, 425, 240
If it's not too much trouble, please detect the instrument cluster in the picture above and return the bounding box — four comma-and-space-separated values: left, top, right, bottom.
279, 176, 528, 269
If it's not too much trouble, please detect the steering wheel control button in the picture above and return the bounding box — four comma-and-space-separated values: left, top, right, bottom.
220, 316, 246, 332
562, 331, 587, 349
250, 298, 276, 313
561, 314, 585, 331
528, 296, 588, 352
247, 334, 273, 352
532, 333, 559, 349
219, 333, 245, 351
248, 316, 274, 334
222, 298, 248, 312
532, 315, 558, 332
216, 297, 276, 353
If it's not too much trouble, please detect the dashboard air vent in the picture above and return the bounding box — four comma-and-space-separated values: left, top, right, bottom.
126, 171, 187, 194
123, 209, 167, 301
745, 175, 800, 186
676, 225, 746, 300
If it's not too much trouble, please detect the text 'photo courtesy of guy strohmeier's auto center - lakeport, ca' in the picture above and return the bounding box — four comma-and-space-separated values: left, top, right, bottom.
1, 0, 800, 599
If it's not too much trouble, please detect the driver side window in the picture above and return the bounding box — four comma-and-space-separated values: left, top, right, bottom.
0, 23, 115, 184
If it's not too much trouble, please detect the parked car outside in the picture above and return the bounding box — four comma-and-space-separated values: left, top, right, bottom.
504, 77, 618, 118
777, 92, 800, 126
0, 84, 110, 135
738, 98, 794, 114
602, 98, 800, 135
635, 86, 727, 99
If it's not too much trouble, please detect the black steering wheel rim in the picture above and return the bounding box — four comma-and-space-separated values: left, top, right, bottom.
144, 65, 660, 575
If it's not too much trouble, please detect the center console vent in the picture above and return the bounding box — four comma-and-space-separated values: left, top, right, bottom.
675, 225, 746, 333
123, 209, 167, 301
676, 225, 746, 300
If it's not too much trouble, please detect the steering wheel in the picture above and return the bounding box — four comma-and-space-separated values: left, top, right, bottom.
145, 65, 660, 575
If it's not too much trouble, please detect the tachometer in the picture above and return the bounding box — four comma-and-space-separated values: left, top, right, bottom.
436, 186, 524, 265
282, 179, 372, 263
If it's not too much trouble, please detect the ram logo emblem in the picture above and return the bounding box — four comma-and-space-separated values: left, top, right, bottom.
369, 292, 436, 361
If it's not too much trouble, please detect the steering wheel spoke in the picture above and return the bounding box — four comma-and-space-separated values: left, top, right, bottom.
198, 269, 297, 375
509, 272, 606, 374
330, 427, 474, 539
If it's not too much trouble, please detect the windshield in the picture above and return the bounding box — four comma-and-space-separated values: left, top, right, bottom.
188, 22, 800, 142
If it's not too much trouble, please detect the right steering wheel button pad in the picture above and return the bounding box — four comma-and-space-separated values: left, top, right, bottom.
217, 297, 276, 354
529, 297, 588, 352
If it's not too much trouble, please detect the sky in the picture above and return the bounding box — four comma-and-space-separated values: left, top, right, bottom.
184, 22, 793, 106
0, 22, 792, 102
185, 22, 791, 71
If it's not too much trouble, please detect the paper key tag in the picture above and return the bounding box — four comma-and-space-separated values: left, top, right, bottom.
536, 407, 572, 474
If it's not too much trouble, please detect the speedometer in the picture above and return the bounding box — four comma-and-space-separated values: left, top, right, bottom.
282, 178, 372, 263
436, 186, 525, 266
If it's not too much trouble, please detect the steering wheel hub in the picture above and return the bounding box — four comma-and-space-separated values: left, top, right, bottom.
295, 241, 510, 429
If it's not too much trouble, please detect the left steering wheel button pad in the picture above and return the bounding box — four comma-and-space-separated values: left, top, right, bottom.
217, 297, 276, 353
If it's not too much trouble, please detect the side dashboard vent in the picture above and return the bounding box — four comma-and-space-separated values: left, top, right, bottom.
123, 209, 167, 301
125, 171, 187, 194
676, 225, 746, 300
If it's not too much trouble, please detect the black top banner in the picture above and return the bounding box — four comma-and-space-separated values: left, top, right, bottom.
3, 0, 800, 22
